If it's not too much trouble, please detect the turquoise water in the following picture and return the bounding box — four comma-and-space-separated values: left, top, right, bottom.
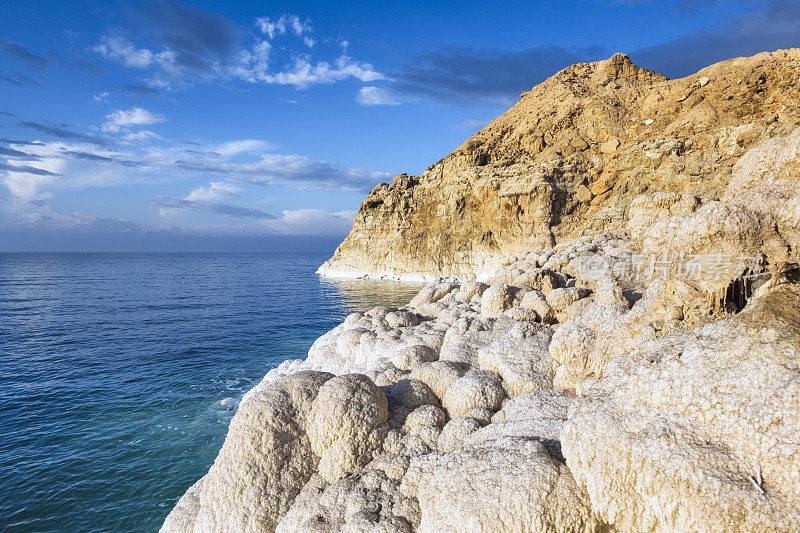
0, 253, 422, 532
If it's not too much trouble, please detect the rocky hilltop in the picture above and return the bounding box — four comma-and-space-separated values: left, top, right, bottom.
319, 49, 800, 281
163, 50, 800, 532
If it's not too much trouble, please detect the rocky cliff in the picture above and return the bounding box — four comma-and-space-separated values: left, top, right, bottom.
319, 49, 800, 281
164, 50, 800, 532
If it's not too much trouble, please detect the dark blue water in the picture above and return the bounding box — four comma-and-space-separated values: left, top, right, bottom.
0, 253, 421, 532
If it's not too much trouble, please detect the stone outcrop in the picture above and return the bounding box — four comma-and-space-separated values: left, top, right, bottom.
164, 53, 800, 533
318, 49, 800, 281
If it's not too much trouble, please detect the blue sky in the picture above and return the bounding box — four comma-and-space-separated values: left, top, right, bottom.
1, 0, 797, 251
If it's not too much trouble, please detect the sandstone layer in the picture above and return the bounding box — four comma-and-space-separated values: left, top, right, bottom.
319, 49, 800, 281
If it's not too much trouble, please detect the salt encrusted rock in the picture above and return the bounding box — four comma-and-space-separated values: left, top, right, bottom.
437, 417, 486, 452
723, 125, 800, 258
404, 404, 447, 432
627, 191, 702, 244
409, 283, 455, 308
276, 471, 419, 532
454, 280, 489, 302
549, 278, 667, 392
441, 369, 506, 417
371, 365, 410, 386
385, 310, 420, 328
307, 374, 389, 483
546, 287, 592, 312
492, 388, 572, 425
520, 289, 556, 323
512, 268, 563, 295
564, 296, 594, 319
477, 322, 555, 397
462, 407, 494, 425
549, 323, 597, 391
562, 286, 800, 531
439, 316, 515, 365
408, 360, 468, 401
382, 379, 439, 410
639, 201, 786, 268
394, 404, 447, 454
480, 282, 514, 317
391, 344, 438, 370
401, 437, 602, 532
161, 371, 334, 532
502, 306, 540, 321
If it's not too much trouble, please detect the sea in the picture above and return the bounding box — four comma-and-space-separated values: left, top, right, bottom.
0, 252, 423, 532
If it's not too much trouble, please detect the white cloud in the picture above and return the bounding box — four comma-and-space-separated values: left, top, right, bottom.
93, 91, 110, 103
245, 55, 383, 88
93, 36, 154, 68
214, 139, 272, 157
258, 208, 356, 234
185, 181, 240, 201
103, 107, 165, 132
93, 14, 382, 91
123, 130, 163, 141
0, 131, 387, 206
230, 39, 272, 83
357, 86, 401, 106
256, 15, 312, 40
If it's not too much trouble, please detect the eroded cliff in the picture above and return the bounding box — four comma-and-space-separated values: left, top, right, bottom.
319, 49, 800, 280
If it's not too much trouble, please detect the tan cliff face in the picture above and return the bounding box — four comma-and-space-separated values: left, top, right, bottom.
319, 49, 800, 280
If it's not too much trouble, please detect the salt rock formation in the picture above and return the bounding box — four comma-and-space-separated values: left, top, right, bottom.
562, 285, 800, 531
319, 49, 800, 281
163, 371, 333, 532
167, 57, 800, 533
401, 437, 601, 532
477, 322, 554, 397
307, 374, 389, 483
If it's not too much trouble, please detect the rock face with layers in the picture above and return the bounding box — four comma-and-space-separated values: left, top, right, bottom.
318, 49, 800, 281
165, 55, 800, 533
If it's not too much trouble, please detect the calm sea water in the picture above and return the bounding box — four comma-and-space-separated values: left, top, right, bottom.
0, 253, 422, 532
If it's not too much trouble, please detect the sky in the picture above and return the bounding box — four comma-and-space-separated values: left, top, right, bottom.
1, 0, 798, 251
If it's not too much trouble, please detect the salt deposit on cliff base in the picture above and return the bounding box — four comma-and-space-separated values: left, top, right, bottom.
163, 77, 800, 532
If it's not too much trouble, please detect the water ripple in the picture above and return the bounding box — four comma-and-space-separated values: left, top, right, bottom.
0, 252, 422, 532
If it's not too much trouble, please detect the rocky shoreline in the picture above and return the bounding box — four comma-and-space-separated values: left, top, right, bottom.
162, 52, 800, 532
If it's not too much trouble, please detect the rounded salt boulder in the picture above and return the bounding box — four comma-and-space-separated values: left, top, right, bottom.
391, 344, 438, 370
385, 310, 420, 328
410, 283, 454, 308
437, 417, 485, 452
383, 378, 440, 410
455, 281, 489, 302
546, 287, 592, 312
441, 370, 506, 417
409, 360, 468, 400
480, 283, 514, 318
503, 306, 540, 322
404, 404, 447, 432
307, 374, 389, 482
162, 371, 335, 533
